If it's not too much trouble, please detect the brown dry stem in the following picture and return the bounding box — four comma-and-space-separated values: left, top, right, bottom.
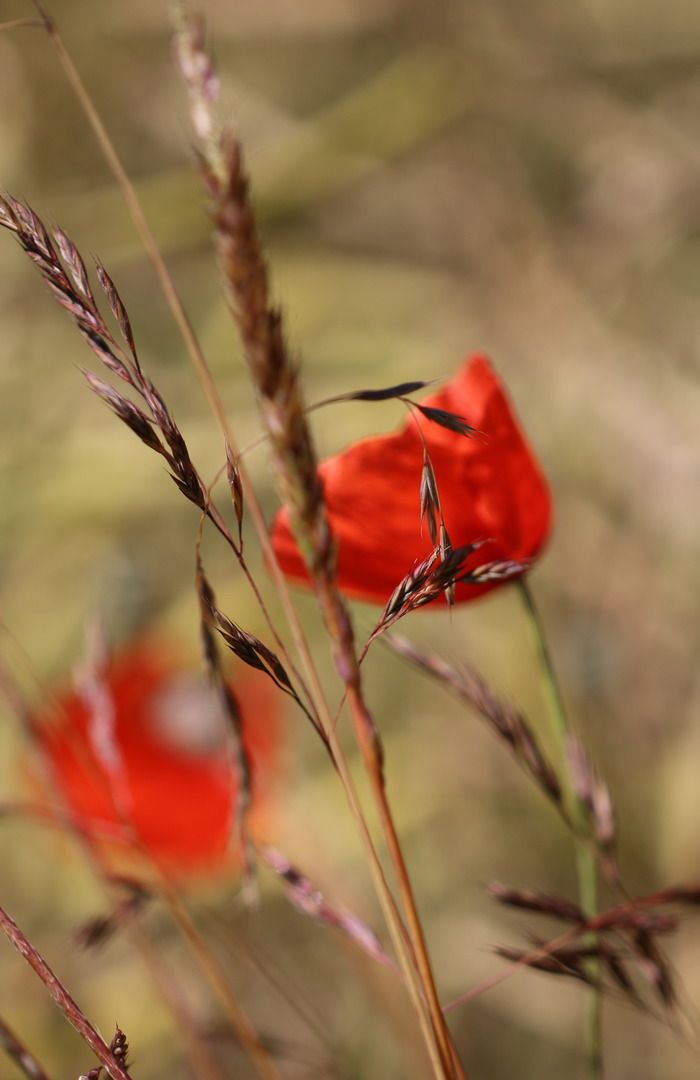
193, 80, 463, 1080
0, 905, 131, 1080
0, 1013, 53, 1080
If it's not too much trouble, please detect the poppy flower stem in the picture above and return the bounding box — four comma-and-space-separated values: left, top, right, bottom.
517, 578, 603, 1079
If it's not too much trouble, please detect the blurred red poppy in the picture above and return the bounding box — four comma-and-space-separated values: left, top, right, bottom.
271, 355, 551, 605
33, 642, 282, 877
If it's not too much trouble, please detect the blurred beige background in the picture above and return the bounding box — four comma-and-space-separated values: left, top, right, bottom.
1, 0, 700, 1076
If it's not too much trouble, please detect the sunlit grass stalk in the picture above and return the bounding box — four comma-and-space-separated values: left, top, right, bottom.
172, 11, 465, 1077
518, 578, 602, 1078
205, 135, 462, 1080
27, 1, 322, 730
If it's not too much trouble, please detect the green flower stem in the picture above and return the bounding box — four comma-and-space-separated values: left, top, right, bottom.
518, 578, 603, 1078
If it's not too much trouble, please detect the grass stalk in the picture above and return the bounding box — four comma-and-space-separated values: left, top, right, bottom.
0, 904, 131, 1080
156, 885, 281, 1080
204, 145, 463, 1080
29, 1, 323, 730
0, 1013, 53, 1080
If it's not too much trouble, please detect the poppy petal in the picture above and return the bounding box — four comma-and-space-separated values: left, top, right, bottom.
271, 355, 551, 606
34, 643, 282, 876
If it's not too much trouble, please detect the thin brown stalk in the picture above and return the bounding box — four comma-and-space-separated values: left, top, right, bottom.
127, 927, 226, 1080
444, 925, 584, 1013
157, 883, 281, 1080
0, 1014, 53, 1080
172, 15, 462, 1076
183, 58, 461, 1080
22, 38, 368, 1042
210, 923, 333, 1057
29, 1, 324, 735
0, 18, 42, 33
0, 905, 130, 1080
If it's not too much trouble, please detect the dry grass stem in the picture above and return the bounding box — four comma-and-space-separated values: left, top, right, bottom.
0, 18, 43, 33
31, 0, 328, 759
174, 12, 464, 1076
0, 1014, 53, 1080
0, 188, 414, 1077
0, 905, 131, 1080
155, 885, 282, 1080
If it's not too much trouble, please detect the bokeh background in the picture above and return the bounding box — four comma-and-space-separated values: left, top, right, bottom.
2, 0, 700, 1076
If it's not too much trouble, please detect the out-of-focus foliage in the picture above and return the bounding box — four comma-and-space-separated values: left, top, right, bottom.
1, 1, 700, 1076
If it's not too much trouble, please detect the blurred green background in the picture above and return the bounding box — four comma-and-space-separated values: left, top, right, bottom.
2, 0, 700, 1076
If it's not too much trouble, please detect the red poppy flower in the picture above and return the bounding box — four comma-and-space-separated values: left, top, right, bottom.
271, 355, 551, 606
33, 642, 282, 877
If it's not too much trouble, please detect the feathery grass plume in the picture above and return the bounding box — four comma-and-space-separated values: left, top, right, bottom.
0, 1014, 52, 1080
176, 14, 327, 575
411, 404, 478, 438
195, 558, 256, 886
0, 195, 214, 517
196, 557, 323, 740
307, 374, 475, 600
226, 444, 244, 549
175, 14, 463, 1077
260, 847, 394, 968
406, 406, 456, 605
369, 545, 526, 643
420, 450, 441, 546
110, 1029, 129, 1073
385, 634, 563, 809
316, 379, 432, 404
175, 11, 355, 657
486, 881, 700, 1015
495, 943, 601, 985
487, 883, 583, 922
